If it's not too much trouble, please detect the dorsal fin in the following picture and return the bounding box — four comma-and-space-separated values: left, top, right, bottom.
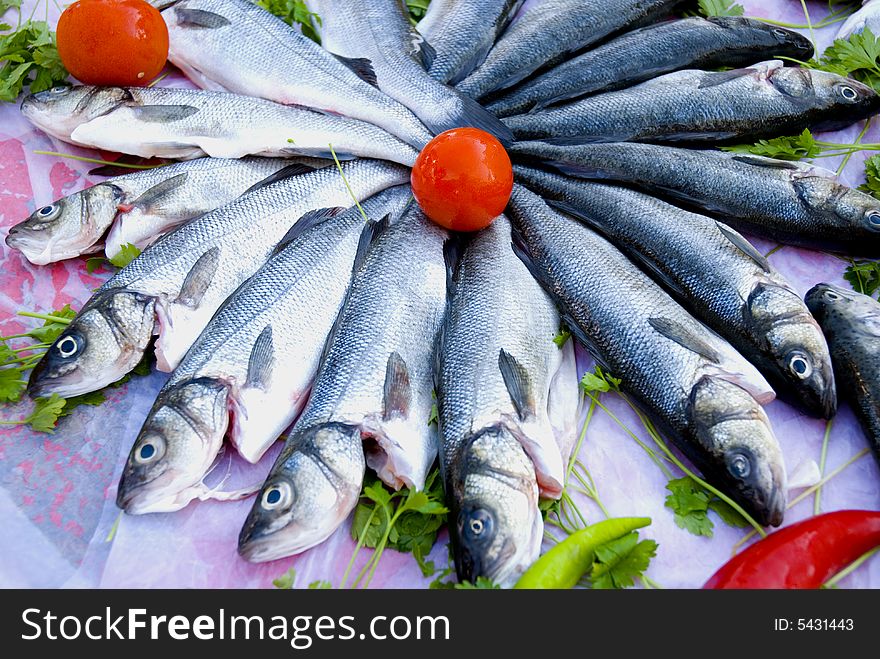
132, 105, 201, 123
271, 207, 345, 257
175, 7, 232, 29
334, 55, 379, 88
382, 352, 412, 420
352, 214, 391, 274
498, 349, 536, 421
648, 317, 722, 363
697, 69, 751, 89
730, 154, 801, 170
242, 163, 317, 196
715, 222, 770, 272
410, 33, 437, 70
176, 247, 220, 309
130, 173, 189, 213
245, 325, 274, 390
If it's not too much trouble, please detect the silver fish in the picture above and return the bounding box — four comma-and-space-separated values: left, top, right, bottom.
162, 0, 433, 148
27, 160, 409, 398
116, 187, 413, 514
239, 206, 448, 562
515, 166, 836, 418
457, 0, 684, 100
309, 0, 513, 142
507, 185, 787, 526
510, 140, 880, 253
806, 284, 880, 467
20, 85, 420, 166
837, 0, 880, 40
436, 215, 580, 586
416, 0, 522, 84
487, 17, 813, 117
5, 157, 317, 265
503, 61, 880, 144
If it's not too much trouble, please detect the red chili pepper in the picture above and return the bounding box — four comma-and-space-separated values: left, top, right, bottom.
704, 510, 880, 589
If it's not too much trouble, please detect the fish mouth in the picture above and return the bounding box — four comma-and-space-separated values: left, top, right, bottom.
27, 360, 85, 399
237, 522, 334, 563
116, 467, 191, 515
762, 486, 786, 528
5, 226, 55, 264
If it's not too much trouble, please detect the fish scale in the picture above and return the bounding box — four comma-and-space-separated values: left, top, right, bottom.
27, 160, 409, 399
486, 17, 813, 117
162, 0, 433, 148
514, 165, 836, 419
457, 0, 685, 100
510, 140, 880, 253
503, 61, 880, 143
507, 185, 787, 527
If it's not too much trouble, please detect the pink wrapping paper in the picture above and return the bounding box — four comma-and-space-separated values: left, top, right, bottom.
0, 0, 877, 589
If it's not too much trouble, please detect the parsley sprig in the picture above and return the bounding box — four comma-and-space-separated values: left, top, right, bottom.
257, 0, 322, 43
0, 3, 68, 102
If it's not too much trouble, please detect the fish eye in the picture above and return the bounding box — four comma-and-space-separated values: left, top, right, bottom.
37, 204, 60, 219
134, 436, 164, 465
839, 85, 860, 102
772, 28, 788, 39
261, 482, 291, 511
727, 452, 751, 480
824, 290, 841, 301
49, 86, 68, 95
460, 508, 494, 544
788, 353, 813, 379
866, 211, 880, 228
55, 334, 81, 359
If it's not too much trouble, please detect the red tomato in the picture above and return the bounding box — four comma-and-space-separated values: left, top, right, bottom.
57, 0, 169, 87
411, 128, 513, 232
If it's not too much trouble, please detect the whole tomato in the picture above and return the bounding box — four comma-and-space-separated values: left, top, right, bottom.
57, 0, 169, 87
411, 128, 514, 232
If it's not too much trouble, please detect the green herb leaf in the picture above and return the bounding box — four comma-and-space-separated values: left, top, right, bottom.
454, 576, 500, 589
109, 243, 141, 269
665, 476, 714, 537
85, 257, 109, 274
257, 0, 322, 43
579, 367, 621, 394
25, 304, 76, 343
0, 1, 23, 14
427, 390, 438, 427
689, 0, 744, 18
0, 366, 26, 403
590, 532, 658, 590
406, 0, 431, 22
26, 394, 66, 433
553, 326, 571, 348
707, 498, 750, 528
721, 129, 821, 161
308, 580, 332, 589
818, 27, 880, 93
844, 259, 880, 298
0, 20, 68, 102
59, 390, 107, 417
860, 154, 880, 198
272, 567, 297, 589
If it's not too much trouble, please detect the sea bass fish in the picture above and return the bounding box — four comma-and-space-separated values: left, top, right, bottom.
507, 185, 787, 526
510, 141, 880, 254
27, 160, 409, 399
20, 85, 420, 166
515, 166, 836, 419
457, 0, 685, 100
502, 61, 880, 143
162, 0, 433, 148
239, 206, 448, 562
486, 17, 813, 117
116, 187, 413, 515
837, 0, 880, 40
416, 0, 522, 84
308, 0, 513, 142
806, 284, 880, 467
5, 157, 320, 265
436, 215, 580, 587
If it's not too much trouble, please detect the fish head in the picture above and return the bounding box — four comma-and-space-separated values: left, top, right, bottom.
238, 423, 365, 563
27, 289, 156, 398
747, 283, 837, 418
806, 282, 880, 329
711, 18, 814, 58
795, 176, 880, 239
5, 184, 124, 265
778, 68, 880, 119
687, 376, 787, 527
450, 424, 542, 588
117, 377, 230, 514
21, 86, 133, 140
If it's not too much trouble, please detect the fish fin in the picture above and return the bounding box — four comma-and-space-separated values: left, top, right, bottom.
648, 317, 722, 363
446, 40, 492, 85
427, 93, 515, 146
129, 173, 189, 214
174, 7, 232, 28
382, 352, 412, 420
498, 349, 536, 421
334, 55, 379, 88
540, 135, 619, 146
271, 207, 345, 256
352, 213, 390, 273
729, 154, 802, 170
442, 234, 469, 293
245, 325, 274, 390
545, 199, 590, 222
696, 69, 751, 89
176, 247, 220, 308
242, 163, 317, 196
282, 146, 356, 160
715, 222, 770, 272
132, 105, 201, 123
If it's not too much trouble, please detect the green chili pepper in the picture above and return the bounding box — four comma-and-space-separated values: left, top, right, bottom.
514, 517, 652, 589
